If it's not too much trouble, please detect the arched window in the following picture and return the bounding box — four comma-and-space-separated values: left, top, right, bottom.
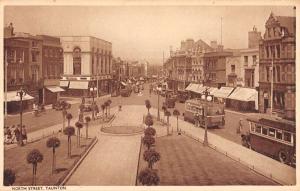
73, 47, 81, 75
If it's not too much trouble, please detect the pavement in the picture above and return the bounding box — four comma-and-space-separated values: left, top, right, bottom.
66, 105, 144, 185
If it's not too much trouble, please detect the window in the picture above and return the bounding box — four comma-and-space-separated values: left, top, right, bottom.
255, 124, 262, 133
276, 130, 283, 140
266, 66, 270, 82
244, 56, 248, 66
231, 65, 235, 73
252, 55, 257, 65
283, 132, 292, 142
32, 52, 37, 62
268, 128, 275, 137
262, 127, 268, 135
276, 45, 280, 58
276, 66, 280, 82
266, 46, 269, 58
73, 47, 81, 75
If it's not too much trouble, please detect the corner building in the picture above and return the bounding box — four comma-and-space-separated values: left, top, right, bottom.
60, 36, 113, 97
258, 13, 295, 120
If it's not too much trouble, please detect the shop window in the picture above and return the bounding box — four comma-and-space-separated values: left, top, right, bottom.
283, 132, 292, 142
268, 128, 275, 137
262, 127, 268, 135
276, 130, 283, 140
73, 47, 81, 75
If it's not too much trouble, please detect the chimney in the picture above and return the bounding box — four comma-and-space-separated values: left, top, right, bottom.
4, 22, 14, 38
248, 26, 261, 48
210, 40, 218, 50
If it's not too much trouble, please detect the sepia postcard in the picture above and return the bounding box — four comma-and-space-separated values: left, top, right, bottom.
1, 0, 299, 191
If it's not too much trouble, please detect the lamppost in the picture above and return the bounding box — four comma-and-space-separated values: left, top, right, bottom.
200, 88, 213, 146
90, 82, 96, 120
157, 84, 162, 121
16, 86, 26, 146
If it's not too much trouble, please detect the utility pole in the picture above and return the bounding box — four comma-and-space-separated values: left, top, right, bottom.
5, 49, 8, 117
270, 50, 274, 114
221, 17, 223, 45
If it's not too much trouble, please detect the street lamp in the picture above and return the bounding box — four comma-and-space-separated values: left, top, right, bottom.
200, 88, 213, 146
90, 82, 96, 120
157, 84, 162, 121
16, 86, 26, 146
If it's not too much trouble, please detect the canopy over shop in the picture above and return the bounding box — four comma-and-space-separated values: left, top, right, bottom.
227, 87, 258, 111
5, 91, 34, 113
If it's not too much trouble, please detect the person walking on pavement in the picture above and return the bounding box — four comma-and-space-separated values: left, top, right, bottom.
10, 125, 16, 144
21, 125, 27, 144
14, 125, 21, 145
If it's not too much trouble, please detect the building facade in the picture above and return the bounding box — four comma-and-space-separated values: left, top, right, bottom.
59, 36, 113, 97
258, 13, 296, 120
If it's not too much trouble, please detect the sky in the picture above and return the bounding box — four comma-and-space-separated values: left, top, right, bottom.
4, 5, 295, 65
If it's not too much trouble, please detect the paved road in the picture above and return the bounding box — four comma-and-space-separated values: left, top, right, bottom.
66, 105, 144, 185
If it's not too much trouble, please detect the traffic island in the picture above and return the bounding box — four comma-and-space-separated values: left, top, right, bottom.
4, 132, 94, 186
101, 125, 144, 135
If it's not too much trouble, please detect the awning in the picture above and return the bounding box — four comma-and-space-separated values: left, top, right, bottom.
121, 82, 127, 86
5, 91, 34, 102
212, 87, 234, 98
128, 80, 132, 84
208, 87, 218, 95
69, 81, 89, 89
46, 86, 65, 93
89, 87, 97, 91
60, 81, 69, 87
185, 83, 198, 91
192, 85, 208, 94
228, 87, 258, 102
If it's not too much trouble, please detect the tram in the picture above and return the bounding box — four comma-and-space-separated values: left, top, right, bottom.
183, 98, 225, 128
242, 115, 296, 166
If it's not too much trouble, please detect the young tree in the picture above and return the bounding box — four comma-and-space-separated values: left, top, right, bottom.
66, 113, 73, 127
144, 114, 153, 128
145, 99, 151, 114
161, 106, 167, 124
75, 122, 83, 147
144, 127, 156, 137
138, 168, 160, 186
4, 169, 16, 186
173, 109, 180, 133
63, 126, 75, 158
27, 149, 43, 185
165, 110, 171, 135
60, 101, 70, 131
143, 135, 155, 150
143, 149, 161, 169
85, 116, 91, 139
46, 137, 61, 174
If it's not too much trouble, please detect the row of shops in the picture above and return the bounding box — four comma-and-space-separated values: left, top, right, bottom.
185, 83, 258, 112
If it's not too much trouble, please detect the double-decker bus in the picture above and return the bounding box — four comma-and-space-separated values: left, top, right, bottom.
183, 98, 225, 128
242, 115, 296, 166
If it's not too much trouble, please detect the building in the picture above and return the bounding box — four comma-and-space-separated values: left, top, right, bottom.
258, 13, 296, 120
203, 50, 233, 88
59, 36, 113, 97
226, 27, 261, 88
37, 35, 64, 105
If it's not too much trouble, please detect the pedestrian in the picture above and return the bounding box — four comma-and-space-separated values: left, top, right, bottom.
4, 126, 8, 144
237, 118, 242, 134
10, 125, 16, 144
21, 125, 27, 144
14, 125, 21, 145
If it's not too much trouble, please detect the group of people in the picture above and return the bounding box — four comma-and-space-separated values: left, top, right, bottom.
4, 125, 27, 145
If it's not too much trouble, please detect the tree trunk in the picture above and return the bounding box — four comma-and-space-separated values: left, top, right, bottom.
70, 138, 72, 157
52, 147, 55, 174
78, 129, 81, 147
68, 137, 70, 158
32, 165, 35, 185
167, 117, 169, 135
68, 120, 70, 127
177, 117, 179, 132
62, 114, 65, 131
86, 124, 88, 139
